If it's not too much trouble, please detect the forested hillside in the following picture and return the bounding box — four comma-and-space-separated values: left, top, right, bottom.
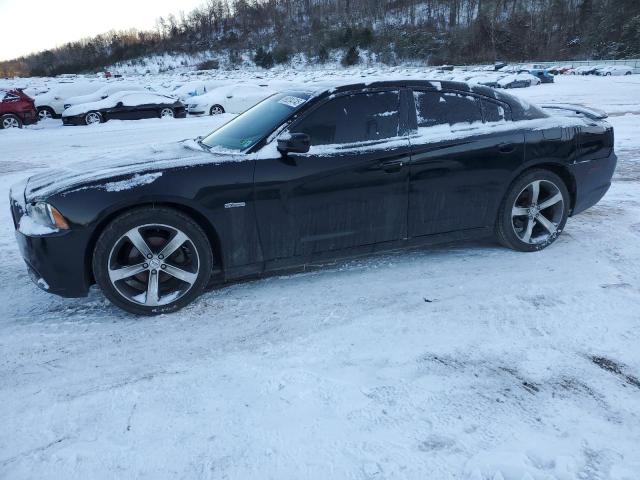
2, 0, 640, 76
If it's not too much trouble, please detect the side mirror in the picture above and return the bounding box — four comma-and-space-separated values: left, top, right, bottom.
277, 133, 310, 154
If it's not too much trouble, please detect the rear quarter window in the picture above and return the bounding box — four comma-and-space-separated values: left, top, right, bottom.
2, 93, 20, 103
481, 99, 511, 122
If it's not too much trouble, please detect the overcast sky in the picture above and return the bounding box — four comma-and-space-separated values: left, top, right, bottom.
0, 0, 204, 61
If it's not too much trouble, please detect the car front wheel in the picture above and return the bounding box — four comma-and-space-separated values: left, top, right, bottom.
209, 104, 225, 115
160, 108, 174, 118
1, 114, 22, 129
37, 107, 55, 120
496, 169, 570, 252
85, 111, 102, 125
93, 207, 213, 315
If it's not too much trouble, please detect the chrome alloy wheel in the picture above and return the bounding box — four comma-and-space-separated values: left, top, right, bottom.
38, 109, 53, 120
85, 112, 101, 125
107, 224, 200, 307
511, 179, 565, 244
210, 105, 224, 115
2, 116, 20, 128
160, 107, 174, 118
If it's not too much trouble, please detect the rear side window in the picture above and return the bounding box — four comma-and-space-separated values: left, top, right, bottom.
2, 92, 20, 102
481, 99, 511, 122
291, 91, 400, 145
414, 91, 482, 127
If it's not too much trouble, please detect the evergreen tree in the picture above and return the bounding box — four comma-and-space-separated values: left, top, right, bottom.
341, 46, 360, 66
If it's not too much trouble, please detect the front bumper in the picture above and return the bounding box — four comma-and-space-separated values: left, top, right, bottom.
14, 229, 91, 298
10, 188, 91, 298
187, 108, 206, 115
570, 151, 617, 216
62, 116, 84, 126
22, 109, 38, 125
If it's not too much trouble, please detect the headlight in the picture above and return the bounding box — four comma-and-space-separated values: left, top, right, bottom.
26, 202, 69, 230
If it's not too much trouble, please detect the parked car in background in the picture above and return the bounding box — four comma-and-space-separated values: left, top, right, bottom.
1, 89, 38, 129
34, 82, 102, 119
10, 80, 616, 314
572, 66, 597, 75
597, 65, 634, 76
63, 83, 149, 110
498, 73, 540, 88
62, 91, 185, 125
187, 84, 276, 115
556, 65, 574, 74
171, 80, 232, 103
466, 74, 502, 88
530, 68, 555, 83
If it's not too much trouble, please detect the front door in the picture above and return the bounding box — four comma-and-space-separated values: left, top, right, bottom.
253, 89, 411, 262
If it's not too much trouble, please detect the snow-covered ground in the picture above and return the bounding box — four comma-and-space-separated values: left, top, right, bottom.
1, 74, 639, 480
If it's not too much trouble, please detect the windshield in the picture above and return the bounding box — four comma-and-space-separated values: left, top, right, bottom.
201, 91, 311, 151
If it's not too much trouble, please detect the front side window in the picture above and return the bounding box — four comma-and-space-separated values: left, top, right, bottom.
201, 91, 311, 151
290, 91, 400, 146
414, 91, 482, 128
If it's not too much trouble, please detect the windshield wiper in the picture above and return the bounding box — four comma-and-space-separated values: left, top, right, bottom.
196, 137, 212, 151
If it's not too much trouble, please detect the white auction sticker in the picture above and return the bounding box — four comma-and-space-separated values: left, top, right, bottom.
278, 96, 306, 108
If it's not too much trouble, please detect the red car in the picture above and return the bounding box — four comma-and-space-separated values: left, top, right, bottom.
1, 89, 38, 129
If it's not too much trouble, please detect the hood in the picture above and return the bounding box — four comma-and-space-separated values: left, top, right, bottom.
24, 140, 244, 202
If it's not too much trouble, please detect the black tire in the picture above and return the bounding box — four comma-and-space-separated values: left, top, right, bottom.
1, 113, 22, 129
209, 104, 225, 115
159, 107, 175, 118
93, 207, 213, 315
84, 111, 103, 125
37, 107, 56, 121
496, 169, 570, 252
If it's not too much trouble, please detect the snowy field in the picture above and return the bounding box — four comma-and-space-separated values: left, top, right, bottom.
1, 74, 639, 479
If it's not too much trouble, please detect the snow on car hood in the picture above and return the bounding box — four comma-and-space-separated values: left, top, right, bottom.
23, 140, 243, 201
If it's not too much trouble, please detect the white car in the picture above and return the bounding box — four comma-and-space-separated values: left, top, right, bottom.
597, 65, 634, 76
35, 82, 103, 119
63, 83, 149, 110
187, 84, 276, 115
170, 80, 234, 103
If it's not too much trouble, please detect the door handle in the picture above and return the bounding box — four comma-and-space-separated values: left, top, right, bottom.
498, 143, 516, 154
380, 159, 404, 172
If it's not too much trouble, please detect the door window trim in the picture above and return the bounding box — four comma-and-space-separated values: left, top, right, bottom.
407, 88, 513, 130
286, 88, 410, 148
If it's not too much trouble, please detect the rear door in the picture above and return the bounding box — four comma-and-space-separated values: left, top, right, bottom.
253, 89, 411, 261
408, 89, 524, 237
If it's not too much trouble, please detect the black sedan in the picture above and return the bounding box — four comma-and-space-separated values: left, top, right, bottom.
61, 91, 186, 125
10, 80, 616, 315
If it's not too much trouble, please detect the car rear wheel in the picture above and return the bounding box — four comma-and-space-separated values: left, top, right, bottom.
496, 169, 570, 252
160, 108, 174, 118
84, 111, 102, 125
1, 114, 22, 129
209, 105, 225, 115
37, 107, 55, 120
93, 207, 213, 315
